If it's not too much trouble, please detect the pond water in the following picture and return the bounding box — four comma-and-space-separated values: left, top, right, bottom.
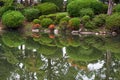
0, 31, 120, 80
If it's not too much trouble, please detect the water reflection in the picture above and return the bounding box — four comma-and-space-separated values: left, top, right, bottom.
0, 31, 120, 80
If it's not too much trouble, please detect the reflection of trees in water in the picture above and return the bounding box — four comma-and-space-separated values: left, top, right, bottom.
2, 31, 24, 47
0, 31, 120, 79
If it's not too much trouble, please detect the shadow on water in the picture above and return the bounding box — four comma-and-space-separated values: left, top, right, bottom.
0, 30, 120, 80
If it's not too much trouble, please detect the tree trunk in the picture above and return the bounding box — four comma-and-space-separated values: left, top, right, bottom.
107, 0, 113, 15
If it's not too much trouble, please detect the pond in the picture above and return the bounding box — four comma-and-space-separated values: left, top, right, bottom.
0, 30, 120, 80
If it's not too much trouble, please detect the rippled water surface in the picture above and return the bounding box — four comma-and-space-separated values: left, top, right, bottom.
0, 31, 120, 80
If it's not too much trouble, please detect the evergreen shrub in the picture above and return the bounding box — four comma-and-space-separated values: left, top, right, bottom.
36, 2, 58, 15
106, 13, 120, 29
79, 8, 94, 17
23, 8, 40, 21
2, 11, 25, 28
93, 14, 107, 27
68, 17, 80, 30
40, 18, 53, 28
33, 19, 41, 24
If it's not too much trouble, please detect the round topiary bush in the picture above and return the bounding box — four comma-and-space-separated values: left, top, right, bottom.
60, 16, 70, 22
106, 13, 120, 30
36, 2, 58, 15
55, 13, 68, 24
2, 10, 25, 28
67, 0, 107, 17
40, 18, 53, 28
68, 17, 80, 30
23, 8, 40, 21
81, 15, 90, 25
93, 14, 107, 27
79, 8, 94, 17
33, 19, 41, 24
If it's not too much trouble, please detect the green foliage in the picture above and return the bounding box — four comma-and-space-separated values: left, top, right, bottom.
41, 0, 63, 11
2, 11, 25, 28
0, 0, 15, 17
46, 13, 56, 21
81, 15, 90, 25
85, 21, 96, 29
67, 0, 107, 17
40, 18, 53, 28
36, 2, 58, 15
38, 45, 58, 56
67, 46, 102, 62
60, 16, 70, 22
68, 18, 80, 30
39, 15, 47, 20
93, 14, 107, 27
113, 4, 120, 12
79, 8, 94, 17
90, 1, 107, 14
106, 13, 120, 29
14, 3, 25, 11
33, 19, 41, 24
2, 31, 24, 47
55, 13, 68, 24
23, 8, 40, 21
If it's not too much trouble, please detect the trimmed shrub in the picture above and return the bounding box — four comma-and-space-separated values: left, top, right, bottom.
60, 16, 70, 22
90, 1, 107, 14
36, 2, 58, 15
39, 15, 47, 20
85, 21, 96, 29
93, 14, 107, 27
113, 4, 120, 12
81, 15, 90, 25
41, 0, 63, 11
79, 8, 94, 17
106, 13, 120, 30
68, 17, 80, 30
46, 14, 56, 21
33, 19, 41, 24
67, 0, 107, 17
2, 11, 25, 28
23, 8, 40, 21
55, 13, 68, 24
40, 18, 53, 28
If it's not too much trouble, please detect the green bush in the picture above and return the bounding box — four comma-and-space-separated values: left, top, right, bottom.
93, 14, 107, 27
60, 16, 70, 22
2, 11, 25, 28
113, 4, 120, 12
90, 1, 107, 14
40, 18, 53, 28
39, 15, 47, 20
41, 0, 63, 11
0, 6, 14, 17
68, 17, 80, 30
81, 15, 90, 25
79, 8, 94, 17
33, 19, 41, 24
85, 21, 96, 29
23, 8, 40, 21
36, 2, 58, 15
106, 13, 120, 29
55, 13, 68, 24
67, 0, 107, 17
46, 14, 56, 21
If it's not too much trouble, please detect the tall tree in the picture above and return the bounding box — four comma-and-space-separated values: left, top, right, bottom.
107, 0, 114, 15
